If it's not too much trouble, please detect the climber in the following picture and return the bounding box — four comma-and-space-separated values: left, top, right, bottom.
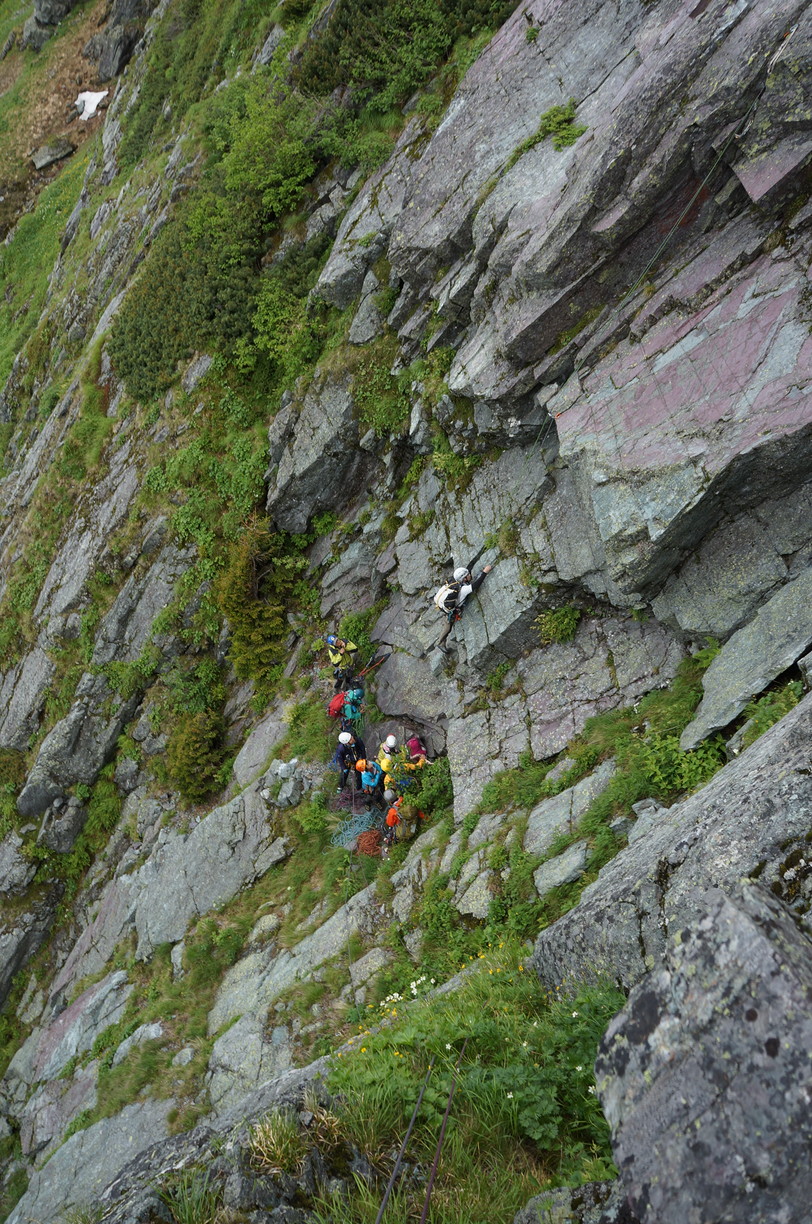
336, 729, 366, 792
376, 733, 399, 773
326, 635, 359, 690
433, 563, 493, 651
355, 757, 385, 803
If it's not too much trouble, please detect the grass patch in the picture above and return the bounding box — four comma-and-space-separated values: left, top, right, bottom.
325, 942, 623, 1220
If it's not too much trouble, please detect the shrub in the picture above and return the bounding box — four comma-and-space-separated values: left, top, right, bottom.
166, 710, 226, 804
535, 606, 581, 645
214, 521, 308, 692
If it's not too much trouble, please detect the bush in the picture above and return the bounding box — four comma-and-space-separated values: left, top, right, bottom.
535, 606, 581, 645
166, 710, 226, 804
214, 521, 307, 692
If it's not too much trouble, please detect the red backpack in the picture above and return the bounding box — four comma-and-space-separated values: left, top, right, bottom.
328, 692, 346, 718
407, 734, 427, 760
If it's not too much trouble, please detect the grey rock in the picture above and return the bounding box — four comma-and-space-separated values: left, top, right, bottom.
255, 24, 285, 66
231, 709, 289, 783
596, 885, 812, 1224
0, 833, 35, 895
170, 941, 185, 979
532, 692, 812, 994
348, 272, 384, 345
7, 1100, 173, 1224
680, 568, 812, 748
34, 0, 78, 21
172, 1046, 194, 1066
181, 354, 212, 393
349, 947, 390, 987
533, 841, 589, 898
18, 673, 141, 817
627, 800, 666, 845
37, 795, 86, 853
206, 1017, 291, 1115
266, 371, 383, 533
20, 971, 131, 1084
31, 139, 74, 170
19, 1063, 98, 1159
514, 1181, 637, 1224
454, 871, 493, 919
111, 1021, 163, 1067
91, 543, 192, 666
208, 885, 381, 1033
21, 17, 52, 51
51, 786, 288, 999
524, 760, 615, 857
0, 891, 59, 1013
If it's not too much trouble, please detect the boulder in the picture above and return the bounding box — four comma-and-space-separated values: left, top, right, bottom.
596, 885, 812, 1224
34, 0, 79, 21
20, 17, 51, 51
531, 691, 812, 994
31, 140, 74, 170
111, 1022, 163, 1068
532, 840, 589, 898
515, 1181, 638, 1224
680, 567, 812, 748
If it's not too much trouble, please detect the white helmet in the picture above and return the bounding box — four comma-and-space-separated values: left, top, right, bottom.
384, 735, 397, 749
453, 567, 469, 581
383, 789, 396, 802
338, 732, 352, 745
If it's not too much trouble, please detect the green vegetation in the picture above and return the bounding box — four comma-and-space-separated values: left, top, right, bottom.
0, 151, 89, 386
158, 1167, 221, 1224
351, 335, 411, 436
324, 943, 623, 1220
506, 98, 587, 171
740, 679, 803, 750
535, 606, 581, 645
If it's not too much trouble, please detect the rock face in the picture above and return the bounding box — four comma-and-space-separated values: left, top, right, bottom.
531, 691, 812, 993
7, 1100, 173, 1224
596, 884, 812, 1224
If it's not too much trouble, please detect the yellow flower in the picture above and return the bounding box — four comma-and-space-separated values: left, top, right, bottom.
518, 965, 524, 971
361, 1047, 367, 1052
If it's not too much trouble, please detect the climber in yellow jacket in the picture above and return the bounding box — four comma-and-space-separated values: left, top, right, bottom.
325, 635, 358, 691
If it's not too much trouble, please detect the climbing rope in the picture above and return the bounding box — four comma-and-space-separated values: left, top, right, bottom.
330, 805, 384, 847
373, 1058, 436, 1224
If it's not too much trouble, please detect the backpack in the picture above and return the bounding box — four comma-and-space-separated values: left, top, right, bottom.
328, 692, 346, 718
406, 734, 427, 760
433, 582, 460, 614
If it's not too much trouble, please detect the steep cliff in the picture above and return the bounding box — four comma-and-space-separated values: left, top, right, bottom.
0, 0, 810, 1219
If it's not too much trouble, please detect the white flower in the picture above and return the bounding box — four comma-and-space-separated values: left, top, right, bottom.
588, 1086, 596, 1095
507, 1092, 513, 1099
522, 1042, 528, 1048
445, 1043, 451, 1050
571, 1011, 579, 1017
575, 1065, 582, 1072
